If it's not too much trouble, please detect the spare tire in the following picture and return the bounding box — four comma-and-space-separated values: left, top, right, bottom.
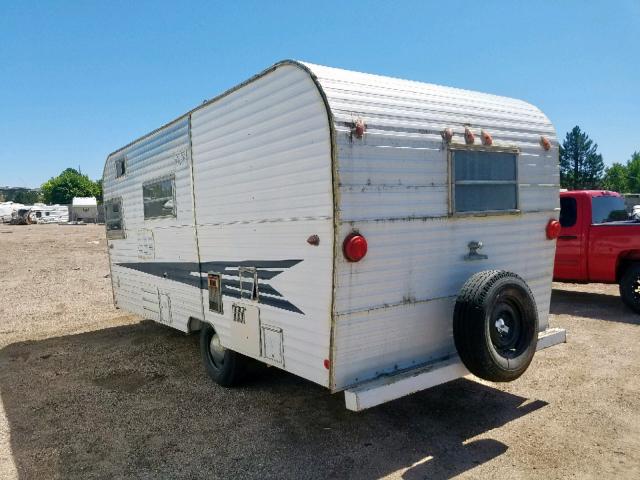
453, 270, 538, 382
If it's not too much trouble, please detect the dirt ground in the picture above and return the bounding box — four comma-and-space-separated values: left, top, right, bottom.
0, 224, 638, 479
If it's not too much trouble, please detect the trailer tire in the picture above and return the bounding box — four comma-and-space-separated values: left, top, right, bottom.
619, 263, 640, 314
200, 323, 246, 387
453, 270, 538, 382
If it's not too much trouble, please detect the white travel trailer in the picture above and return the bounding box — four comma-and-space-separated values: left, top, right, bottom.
70, 196, 98, 223
103, 61, 566, 410
0, 202, 24, 223
12, 204, 69, 224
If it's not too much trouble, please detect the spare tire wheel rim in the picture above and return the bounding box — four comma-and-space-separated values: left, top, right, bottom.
489, 291, 526, 359
208, 332, 226, 369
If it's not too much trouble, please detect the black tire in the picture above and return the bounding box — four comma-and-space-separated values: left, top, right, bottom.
453, 270, 539, 382
619, 263, 640, 314
200, 323, 246, 387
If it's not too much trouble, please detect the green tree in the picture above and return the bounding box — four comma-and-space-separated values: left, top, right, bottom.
602, 163, 628, 193
94, 179, 103, 203
624, 151, 640, 193
559, 126, 604, 189
40, 168, 101, 204
13, 189, 42, 204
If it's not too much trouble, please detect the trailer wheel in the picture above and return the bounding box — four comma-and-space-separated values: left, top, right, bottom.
200, 323, 246, 387
453, 270, 538, 382
619, 263, 640, 314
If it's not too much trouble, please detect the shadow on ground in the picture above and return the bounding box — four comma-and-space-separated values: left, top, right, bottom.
550, 288, 640, 325
0, 321, 547, 479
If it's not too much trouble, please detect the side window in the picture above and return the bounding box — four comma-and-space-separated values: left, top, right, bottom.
592, 196, 628, 224
115, 157, 126, 178
559, 197, 577, 227
451, 149, 518, 213
105, 198, 125, 239
143, 176, 176, 220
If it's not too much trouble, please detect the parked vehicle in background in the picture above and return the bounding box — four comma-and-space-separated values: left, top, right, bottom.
70, 196, 98, 223
554, 190, 640, 312
0, 202, 24, 223
10, 204, 69, 224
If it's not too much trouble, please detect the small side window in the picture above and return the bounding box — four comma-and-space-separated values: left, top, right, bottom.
451, 149, 518, 214
115, 158, 126, 178
143, 176, 176, 220
105, 197, 125, 239
559, 197, 577, 227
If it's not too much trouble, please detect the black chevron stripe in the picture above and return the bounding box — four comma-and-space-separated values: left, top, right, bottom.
115, 260, 304, 314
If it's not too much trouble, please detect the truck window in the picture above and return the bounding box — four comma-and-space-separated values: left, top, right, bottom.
143, 176, 176, 220
559, 197, 577, 227
592, 196, 628, 224
451, 149, 518, 213
105, 197, 125, 239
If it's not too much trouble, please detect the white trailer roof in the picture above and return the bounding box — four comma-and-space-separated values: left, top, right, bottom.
303, 61, 556, 147
72, 197, 97, 206
107, 60, 555, 160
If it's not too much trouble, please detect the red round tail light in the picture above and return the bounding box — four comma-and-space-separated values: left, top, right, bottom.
546, 219, 561, 239
343, 233, 368, 262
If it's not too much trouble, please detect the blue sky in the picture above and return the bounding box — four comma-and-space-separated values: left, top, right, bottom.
1, 0, 638, 187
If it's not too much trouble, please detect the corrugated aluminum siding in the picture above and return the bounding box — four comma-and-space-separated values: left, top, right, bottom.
302, 62, 559, 390
190, 65, 334, 387
103, 118, 203, 330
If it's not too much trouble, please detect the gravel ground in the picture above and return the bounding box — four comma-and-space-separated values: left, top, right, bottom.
0, 224, 638, 479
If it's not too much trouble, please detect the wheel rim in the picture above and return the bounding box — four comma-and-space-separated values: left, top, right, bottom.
208, 331, 226, 369
489, 300, 524, 358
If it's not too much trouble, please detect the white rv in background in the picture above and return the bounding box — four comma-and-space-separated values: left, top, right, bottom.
70, 196, 98, 223
103, 61, 565, 410
11, 204, 69, 224
0, 202, 24, 223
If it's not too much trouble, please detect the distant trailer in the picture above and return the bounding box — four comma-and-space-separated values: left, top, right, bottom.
0, 202, 24, 223
70, 196, 98, 223
12, 204, 69, 224
103, 60, 566, 410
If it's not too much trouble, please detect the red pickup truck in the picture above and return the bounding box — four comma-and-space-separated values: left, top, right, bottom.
554, 190, 640, 312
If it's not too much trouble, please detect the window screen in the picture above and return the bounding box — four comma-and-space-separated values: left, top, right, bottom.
452, 150, 518, 213
143, 176, 176, 220
592, 196, 628, 224
559, 197, 577, 227
105, 198, 125, 239
115, 158, 126, 178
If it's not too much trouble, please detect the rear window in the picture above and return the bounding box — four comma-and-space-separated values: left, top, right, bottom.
560, 197, 577, 227
592, 196, 628, 224
452, 149, 518, 213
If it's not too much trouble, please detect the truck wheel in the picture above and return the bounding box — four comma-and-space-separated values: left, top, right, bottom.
453, 270, 539, 382
200, 323, 246, 387
619, 264, 640, 314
